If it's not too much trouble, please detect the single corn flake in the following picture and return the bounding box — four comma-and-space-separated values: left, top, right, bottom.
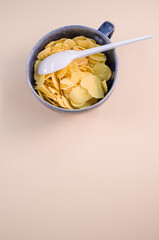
80, 74, 104, 99
70, 85, 91, 104
94, 63, 112, 81
101, 80, 108, 93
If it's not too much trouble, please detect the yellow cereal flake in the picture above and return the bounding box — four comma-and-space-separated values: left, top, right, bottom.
80, 74, 104, 99
70, 86, 91, 104
79, 98, 98, 109
88, 53, 106, 62
63, 39, 76, 50
56, 67, 67, 79
73, 57, 88, 66
94, 63, 112, 81
101, 80, 108, 93
37, 47, 52, 60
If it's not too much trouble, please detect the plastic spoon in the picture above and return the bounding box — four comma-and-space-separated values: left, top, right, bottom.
37, 35, 152, 75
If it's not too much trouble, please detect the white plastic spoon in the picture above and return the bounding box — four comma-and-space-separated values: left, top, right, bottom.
37, 35, 152, 75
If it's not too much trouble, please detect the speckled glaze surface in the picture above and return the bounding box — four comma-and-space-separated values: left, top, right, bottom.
26, 21, 119, 113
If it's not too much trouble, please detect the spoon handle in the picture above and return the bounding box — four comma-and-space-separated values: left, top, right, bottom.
76, 35, 152, 58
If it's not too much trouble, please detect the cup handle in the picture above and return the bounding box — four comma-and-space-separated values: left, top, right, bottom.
98, 21, 115, 39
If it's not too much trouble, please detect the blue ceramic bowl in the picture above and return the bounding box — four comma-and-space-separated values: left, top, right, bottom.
26, 21, 119, 112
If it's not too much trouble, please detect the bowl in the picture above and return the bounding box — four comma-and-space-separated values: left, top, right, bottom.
26, 21, 119, 113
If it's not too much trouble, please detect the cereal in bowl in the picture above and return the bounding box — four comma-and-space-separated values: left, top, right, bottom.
34, 37, 112, 109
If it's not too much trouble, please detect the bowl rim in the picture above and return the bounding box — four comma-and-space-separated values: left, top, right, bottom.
26, 24, 119, 112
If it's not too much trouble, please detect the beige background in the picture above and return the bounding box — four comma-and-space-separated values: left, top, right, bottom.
1, 0, 159, 239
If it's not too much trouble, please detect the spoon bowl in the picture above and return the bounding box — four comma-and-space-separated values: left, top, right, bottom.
37, 50, 78, 74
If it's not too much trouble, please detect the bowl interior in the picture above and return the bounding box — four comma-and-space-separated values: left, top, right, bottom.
27, 25, 118, 112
